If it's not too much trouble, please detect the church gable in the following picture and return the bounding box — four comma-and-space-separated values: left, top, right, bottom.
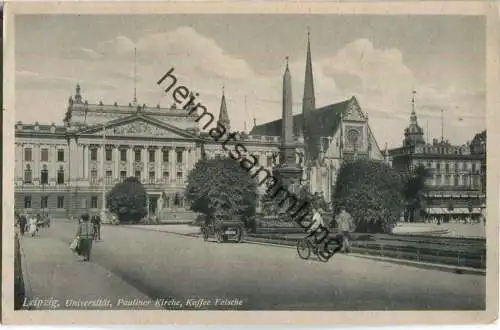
77, 115, 196, 140
343, 97, 366, 122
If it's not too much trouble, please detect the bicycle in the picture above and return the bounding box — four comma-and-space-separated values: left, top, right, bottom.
296, 235, 342, 262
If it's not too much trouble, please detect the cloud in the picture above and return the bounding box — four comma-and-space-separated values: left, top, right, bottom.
16, 70, 77, 90
136, 27, 256, 81
15, 29, 484, 148
60, 47, 103, 60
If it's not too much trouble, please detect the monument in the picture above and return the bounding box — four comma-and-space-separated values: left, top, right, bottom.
273, 57, 303, 192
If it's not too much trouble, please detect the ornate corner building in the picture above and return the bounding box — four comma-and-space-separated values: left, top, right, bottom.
14, 33, 386, 219
388, 97, 486, 223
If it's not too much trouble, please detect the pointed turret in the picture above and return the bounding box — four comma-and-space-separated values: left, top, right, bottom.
403, 90, 425, 147
74, 84, 82, 104
218, 86, 231, 131
302, 29, 316, 162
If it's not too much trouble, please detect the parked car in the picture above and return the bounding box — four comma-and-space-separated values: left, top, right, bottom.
14, 232, 25, 310
201, 214, 245, 243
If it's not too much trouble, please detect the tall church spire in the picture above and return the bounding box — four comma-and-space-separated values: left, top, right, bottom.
302, 28, 316, 162
218, 85, 231, 131
303, 28, 315, 106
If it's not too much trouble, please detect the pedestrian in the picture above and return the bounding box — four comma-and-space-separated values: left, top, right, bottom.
18, 212, 27, 236
335, 206, 355, 253
92, 215, 101, 241
28, 216, 37, 237
75, 214, 95, 261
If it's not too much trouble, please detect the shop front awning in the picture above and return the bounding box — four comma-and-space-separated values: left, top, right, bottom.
425, 208, 482, 215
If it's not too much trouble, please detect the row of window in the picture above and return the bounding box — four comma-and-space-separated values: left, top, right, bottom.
416, 160, 481, 173
91, 149, 184, 163
24, 195, 65, 209
22, 195, 186, 209
89, 170, 184, 184
23, 147, 186, 164
22, 167, 184, 185
24, 195, 102, 209
429, 174, 481, 188
24, 148, 65, 162
23, 166, 65, 184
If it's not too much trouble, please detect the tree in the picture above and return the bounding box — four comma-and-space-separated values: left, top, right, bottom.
107, 177, 148, 223
402, 164, 431, 222
332, 159, 404, 233
185, 157, 258, 227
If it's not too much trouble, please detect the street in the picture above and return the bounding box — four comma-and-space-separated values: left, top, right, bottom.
19, 220, 486, 311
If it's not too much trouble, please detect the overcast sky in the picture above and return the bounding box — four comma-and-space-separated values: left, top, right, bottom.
15, 14, 486, 148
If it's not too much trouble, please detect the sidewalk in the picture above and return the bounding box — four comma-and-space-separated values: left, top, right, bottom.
19, 233, 161, 310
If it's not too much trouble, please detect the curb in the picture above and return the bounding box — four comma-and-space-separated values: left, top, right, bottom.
349, 253, 486, 276
243, 238, 486, 275
119, 225, 486, 275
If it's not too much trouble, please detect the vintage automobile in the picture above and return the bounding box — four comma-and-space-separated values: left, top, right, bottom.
201, 214, 245, 243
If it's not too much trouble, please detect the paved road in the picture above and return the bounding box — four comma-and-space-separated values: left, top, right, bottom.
22, 220, 486, 311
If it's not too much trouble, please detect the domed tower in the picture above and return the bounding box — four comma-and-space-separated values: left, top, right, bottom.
403, 90, 425, 147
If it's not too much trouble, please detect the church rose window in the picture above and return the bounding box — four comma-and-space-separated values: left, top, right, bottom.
347, 129, 360, 148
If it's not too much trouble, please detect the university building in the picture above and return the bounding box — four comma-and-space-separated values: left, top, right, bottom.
14, 33, 386, 218
388, 98, 486, 222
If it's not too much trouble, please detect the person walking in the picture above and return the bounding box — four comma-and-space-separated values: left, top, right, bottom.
75, 214, 95, 261
92, 215, 101, 241
18, 212, 27, 236
27, 215, 38, 237
335, 206, 355, 253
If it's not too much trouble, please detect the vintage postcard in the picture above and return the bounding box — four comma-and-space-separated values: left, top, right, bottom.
2, 1, 499, 326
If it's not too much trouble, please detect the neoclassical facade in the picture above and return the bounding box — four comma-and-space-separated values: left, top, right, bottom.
14, 34, 386, 219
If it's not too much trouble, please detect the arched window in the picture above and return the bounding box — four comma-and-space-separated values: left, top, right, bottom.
41, 164, 49, 185
24, 164, 32, 184
57, 166, 65, 185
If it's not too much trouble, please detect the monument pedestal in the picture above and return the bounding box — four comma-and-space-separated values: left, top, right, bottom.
273, 166, 303, 193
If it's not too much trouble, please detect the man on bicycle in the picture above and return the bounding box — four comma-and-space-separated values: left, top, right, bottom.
308, 207, 325, 234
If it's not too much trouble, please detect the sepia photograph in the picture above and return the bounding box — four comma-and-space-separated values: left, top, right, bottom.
2, 1, 498, 326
